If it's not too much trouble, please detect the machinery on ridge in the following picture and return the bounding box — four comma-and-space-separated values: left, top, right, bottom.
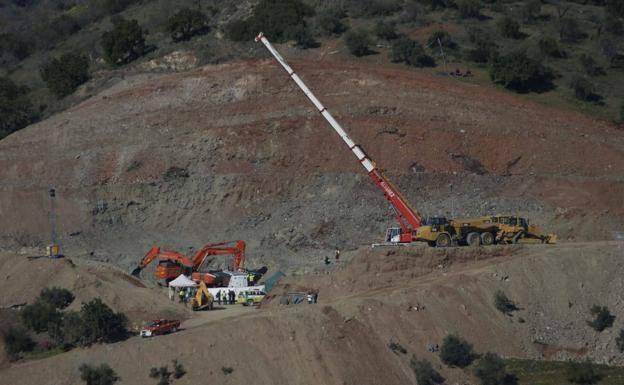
255, 32, 556, 246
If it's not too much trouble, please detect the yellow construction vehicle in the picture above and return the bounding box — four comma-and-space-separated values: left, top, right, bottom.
190, 281, 214, 311
414, 215, 557, 247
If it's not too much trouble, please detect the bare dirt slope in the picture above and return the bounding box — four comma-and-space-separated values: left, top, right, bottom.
0, 46, 623, 272
1, 242, 622, 385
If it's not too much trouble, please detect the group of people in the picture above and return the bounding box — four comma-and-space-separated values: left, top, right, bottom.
168, 286, 196, 304
215, 289, 237, 305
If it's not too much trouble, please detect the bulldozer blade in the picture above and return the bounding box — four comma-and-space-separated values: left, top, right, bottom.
130, 267, 142, 276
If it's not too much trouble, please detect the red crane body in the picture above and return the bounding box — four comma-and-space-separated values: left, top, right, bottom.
255, 32, 421, 242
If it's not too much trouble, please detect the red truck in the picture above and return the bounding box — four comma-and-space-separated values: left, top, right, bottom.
140, 319, 181, 337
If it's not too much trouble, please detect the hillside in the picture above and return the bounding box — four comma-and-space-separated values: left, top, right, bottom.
1, 51, 623, 272
1, 242, 623, 385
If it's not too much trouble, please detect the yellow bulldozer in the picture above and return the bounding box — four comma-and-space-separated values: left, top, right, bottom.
190, 281, 214, 311
414, 215, 557, 247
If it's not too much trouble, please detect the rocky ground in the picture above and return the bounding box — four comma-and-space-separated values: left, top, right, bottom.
0, 44, 623, 275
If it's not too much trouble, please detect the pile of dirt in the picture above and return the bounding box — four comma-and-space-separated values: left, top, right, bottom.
0, 48, 622, 273
1, 242, 622, 384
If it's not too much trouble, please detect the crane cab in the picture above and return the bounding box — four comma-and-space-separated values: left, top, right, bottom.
385, 227, 413, 243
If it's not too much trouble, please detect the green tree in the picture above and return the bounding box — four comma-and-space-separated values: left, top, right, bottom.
521, 0, 541, 23
570, 77, 601, 102
440, 334, 476, 368
606, 0, 624, 18
225, 0, 314, 43
497, 17, 521, 39
390, 37, 435, 67
21, 299, 61, 333
344, 29, 373, 57
374, 21, 399, 40
79, 363, 119, 385
316, 9, 347, 36
587, 305, 615, 331
567, 360, 601, 385
100, 18, 147, 66
579, 54, 605, 76
167, 8, 209, 42
40, 52, 90, 97
40, 287, 75, 309
456, 0, 482, 19
427, 30, 456, 49
488, 51, 554, 93
286, 24, 318, 49
473, 352, 518, 385
2, 327, 35, 360
410, 356, 445, 385
79, 298, 128, 345
619, 101, 624, 123
538, 37, 566, 58
0, 33, 32, 60
348, 0, 403, 18
0, 77, 38, 139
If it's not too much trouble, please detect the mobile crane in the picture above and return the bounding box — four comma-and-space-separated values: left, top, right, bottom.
131, 240, 247, 282
255, 32, 556, 246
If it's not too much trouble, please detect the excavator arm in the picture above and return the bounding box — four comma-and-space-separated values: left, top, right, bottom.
255, 33, 421, 242
191, 240, 246, 272
131, 247, 194, 276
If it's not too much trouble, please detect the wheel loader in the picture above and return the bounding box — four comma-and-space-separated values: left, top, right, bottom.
190, 281, 214, 311
414, 215, 557, 247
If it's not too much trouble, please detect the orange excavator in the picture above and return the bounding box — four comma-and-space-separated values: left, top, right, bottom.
131, 240, 246, 283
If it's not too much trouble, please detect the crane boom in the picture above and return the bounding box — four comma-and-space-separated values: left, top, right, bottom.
255, 32, 422, 242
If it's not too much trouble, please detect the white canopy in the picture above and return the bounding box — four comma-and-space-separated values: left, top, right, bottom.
168, 274, 198, 288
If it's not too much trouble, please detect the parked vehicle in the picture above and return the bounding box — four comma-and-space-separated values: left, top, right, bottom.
237, 289, 266, 306
140, 319, 181, 337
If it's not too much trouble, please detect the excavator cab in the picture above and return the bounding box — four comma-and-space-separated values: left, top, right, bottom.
385, 227, 402, 243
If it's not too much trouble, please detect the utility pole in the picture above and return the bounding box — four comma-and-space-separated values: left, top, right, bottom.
437, 37, 448, 74
48, 188, 61, 258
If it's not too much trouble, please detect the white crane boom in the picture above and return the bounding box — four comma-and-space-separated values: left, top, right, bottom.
255, 32, 375, 173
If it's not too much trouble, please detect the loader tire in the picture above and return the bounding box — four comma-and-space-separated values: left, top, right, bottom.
435, 234, 451, 248
480, 232, 494, 246
171, 327, 177, 333
467, 232, 481, 247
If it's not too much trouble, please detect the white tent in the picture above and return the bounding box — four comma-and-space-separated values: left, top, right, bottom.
168, 274, 198, 288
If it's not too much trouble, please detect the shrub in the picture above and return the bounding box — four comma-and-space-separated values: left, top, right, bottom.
100, 18, 147, 66
225, 0, 314, 43
40, 52, 90, 98
167, 8, 209, 42
172, 360, 186, 379
494, 290, 518, 315
466, 27, 497, 63
388, 341, 407, 354
427, 30, 456, 49
40, 287, 75, 309
620, 101, 624, 123
415, 0, 454, 11
579, 54, 605, 76
440, 334, 476, 368
521, 0, 541, 23
21, 299, 61, 333
347, 0, 403, 18
79, 298, 128, 345
149, 365, 172, 385
607, 0, 624, 18
456, 0, 482, 19
49, 14, 82, 39
587, 305, 615, 331
100, 0, 135, 15
316, 9, 347, 36
287, 24, 319, 49
604, 14, 624, 36
570, 77, 602, 102
3, 327, 35, 360
566, 360, 601, 385
616, 329, 624, 352
473, 352, 518, 385
374, 21, 399, 40
221, 366, 234, 375
488, 51, 554, 93
0, 33, 32, 60
560, 18, 586, 42
0, 77, 38, 139
497, 17, 521, 39
538, 37, 566, 58
344, 29, 373, 57
79, 363, 119, 385
410, 357, 445, 385
390, 37, 435, 67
